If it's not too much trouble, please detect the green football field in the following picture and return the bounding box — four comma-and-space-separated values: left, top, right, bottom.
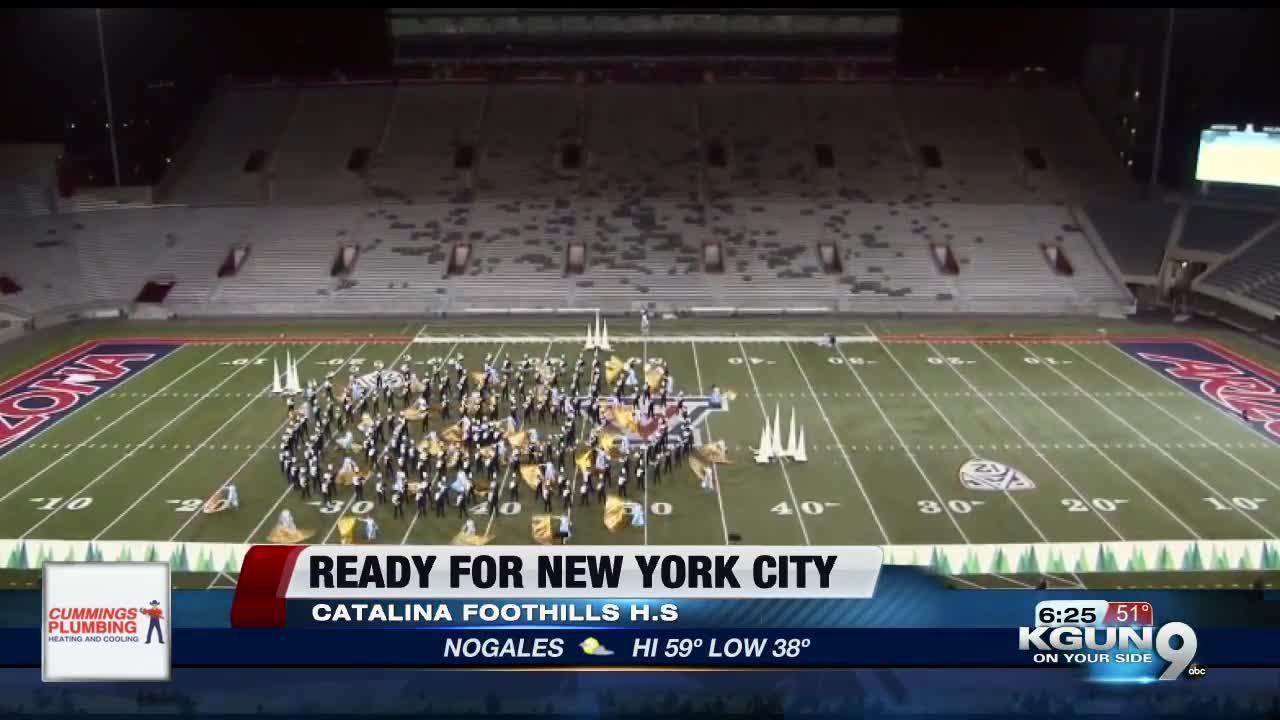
1, 316, 1279, 591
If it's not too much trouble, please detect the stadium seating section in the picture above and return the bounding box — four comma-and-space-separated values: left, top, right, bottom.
0, 81, 1151, 320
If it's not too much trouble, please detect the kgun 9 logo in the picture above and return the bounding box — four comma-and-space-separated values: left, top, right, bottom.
1019, 622, 1199, 681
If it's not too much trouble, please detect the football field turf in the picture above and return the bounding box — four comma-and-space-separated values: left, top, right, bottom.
1, 317, 1278, 590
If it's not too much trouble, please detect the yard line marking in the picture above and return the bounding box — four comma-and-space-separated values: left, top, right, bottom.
166, 345, 326, 542
945, 575, 988, 590
928, 342, 1125, 544
990, 573, 1037, 589
735, 340, 810, 545
692, 340, 731, 545
238, 342, 373, 549
20, 345, 274, 539
642, 331, 649, 547
878, 343, 1058, 548
784, 342, 889, 544
474, 339, 533, 543
1020, 343, 1278, 539
0, 345, 229, 508
1090, 343, 1280, 495
323, 327, 437, 545
398, 339, 497, 546
399, 339, 472, 544
411, 334, 878, 345
832, 344, 969, 543
886, 342, 1084, 588
95, 344, 321, 541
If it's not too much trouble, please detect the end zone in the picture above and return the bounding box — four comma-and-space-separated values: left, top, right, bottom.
0, 341, 183, 458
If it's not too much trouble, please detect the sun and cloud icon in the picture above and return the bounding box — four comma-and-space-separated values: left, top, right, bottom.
578, 637, 614, 656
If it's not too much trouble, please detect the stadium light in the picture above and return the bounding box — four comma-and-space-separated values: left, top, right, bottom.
95, 8, 122, 187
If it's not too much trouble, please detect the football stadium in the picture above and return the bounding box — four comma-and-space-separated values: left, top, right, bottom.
2, 9, 1279, 592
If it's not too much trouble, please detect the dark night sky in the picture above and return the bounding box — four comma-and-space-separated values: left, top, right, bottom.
0, 8, 1276, 187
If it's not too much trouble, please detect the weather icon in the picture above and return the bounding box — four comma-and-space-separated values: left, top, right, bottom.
579, 637, 614, 656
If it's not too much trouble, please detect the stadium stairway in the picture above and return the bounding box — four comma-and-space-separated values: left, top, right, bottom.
269, 86, 393, 205
369, 84, 487, 204
166, 86, 296, 205
476, 85, 581, 200
583, 85, 700, 202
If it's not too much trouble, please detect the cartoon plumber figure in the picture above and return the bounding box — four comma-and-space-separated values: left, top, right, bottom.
141, 600, 165, 645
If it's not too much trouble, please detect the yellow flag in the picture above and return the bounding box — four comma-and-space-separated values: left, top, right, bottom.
605, 356, 627, 386
696, 441, 732, 465
417, 437, 447, 457
506, 429, 529, 450
645, 365, 665, 392
337, 517, 357, 544
452, 531, 495, 546
531, 515, 555, 545
520, 465, 544, 490
603, 495, 632, 532
401, 407, 426, 422
267, 526, 314, 544
336, 465, 365, 487
599, 431, 626, 460
689, 456, 708, 483
574, 447, 594, 474
442, 423, 464, 443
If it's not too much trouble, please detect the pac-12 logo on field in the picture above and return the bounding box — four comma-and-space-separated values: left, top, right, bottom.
958, 458, 1036, 491
0, 342, 181, 458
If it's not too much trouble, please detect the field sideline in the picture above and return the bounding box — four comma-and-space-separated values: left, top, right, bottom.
1, 316, 1278, 590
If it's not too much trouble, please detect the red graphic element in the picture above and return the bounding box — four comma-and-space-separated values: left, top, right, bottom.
634, 405, 681, 441
230, 545, 307, 628
1104, 602, 1154, 626
47, 606, 140, 635
1139, 352, 1280, 439
0, 352, 156, 451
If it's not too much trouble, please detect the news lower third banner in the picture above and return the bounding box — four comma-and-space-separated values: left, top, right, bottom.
13, 545, 1280, 680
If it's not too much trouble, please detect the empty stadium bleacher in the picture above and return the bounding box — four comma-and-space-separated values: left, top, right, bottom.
0, 79, 1142, 319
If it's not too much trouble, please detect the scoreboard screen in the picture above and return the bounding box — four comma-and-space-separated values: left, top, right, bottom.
1194, 123, 1280, 188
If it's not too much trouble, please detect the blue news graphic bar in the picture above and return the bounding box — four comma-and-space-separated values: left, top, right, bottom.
4, 627, 1280, 668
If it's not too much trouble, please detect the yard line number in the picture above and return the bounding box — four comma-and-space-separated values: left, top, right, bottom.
772, 501, 840, 516
1062, 497, 1129, 513
918, 499, 983, 514
29, 497, 93, 511
1204, 496, 1267, 512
